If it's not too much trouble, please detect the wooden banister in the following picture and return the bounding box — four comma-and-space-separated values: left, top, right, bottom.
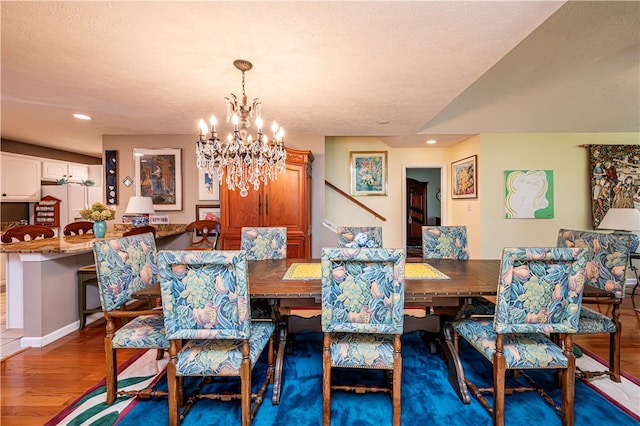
325, 180, 386, 222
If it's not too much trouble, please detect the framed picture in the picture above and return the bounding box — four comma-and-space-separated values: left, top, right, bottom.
504, 170, 554, 219
350, 151, 387, 196
198, 169, 220, 201
134, 148, 182, 211
105, 150, 118, 205
196, 204, 221, 222
451, 155, 477, 199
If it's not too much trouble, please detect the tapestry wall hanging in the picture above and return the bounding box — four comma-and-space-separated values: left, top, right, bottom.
504, 170, 554, 219
589, 144, 640, 228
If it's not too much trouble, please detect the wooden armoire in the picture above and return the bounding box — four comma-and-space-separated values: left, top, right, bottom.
219, 147, 313, 258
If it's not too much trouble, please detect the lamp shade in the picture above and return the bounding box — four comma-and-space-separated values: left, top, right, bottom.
598, 208, 640, 231
125, 196, 155, 214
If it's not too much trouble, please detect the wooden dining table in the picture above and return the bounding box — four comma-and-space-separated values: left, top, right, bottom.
135, 256, 503, 405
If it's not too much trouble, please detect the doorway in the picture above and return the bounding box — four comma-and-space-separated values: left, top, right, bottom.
404, 166, 445, 257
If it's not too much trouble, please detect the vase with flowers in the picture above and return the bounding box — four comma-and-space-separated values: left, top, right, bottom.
79, 202, 116, 238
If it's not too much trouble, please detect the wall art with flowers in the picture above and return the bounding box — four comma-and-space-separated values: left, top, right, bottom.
350, 151, 387, 196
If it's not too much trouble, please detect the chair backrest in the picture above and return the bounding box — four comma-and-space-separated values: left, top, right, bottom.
494, 247, 590, 335
63, 221, 94, 236
123, 225, 157, 238
186, 220, 220, 249
92, 233, 159, 311
556, 229, 630, 299
1, 225, 55, 243
336, 226, 383, 248
240, 227, 287, 260
321, 247, 405, 334
422, 226, 469, 259
158, 250, 250, 340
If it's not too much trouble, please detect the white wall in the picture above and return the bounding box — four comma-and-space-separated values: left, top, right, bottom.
102, 132, 639, 260
325, 136, 451, 249
477, 133, 640, 258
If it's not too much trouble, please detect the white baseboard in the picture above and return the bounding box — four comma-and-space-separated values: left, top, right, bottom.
19, 313, 103, 348
21, 322, 79, 348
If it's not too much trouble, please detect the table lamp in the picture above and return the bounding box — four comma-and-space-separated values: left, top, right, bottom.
598, 207, 640, 253
125, 196, 155, 226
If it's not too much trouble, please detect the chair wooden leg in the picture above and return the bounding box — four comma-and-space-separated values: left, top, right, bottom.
104, 338, 117, 405
610, 325, 621, 382
562, 335, 576, 426
493, 337, 505, 426
241, 340, 251, 426
392, 335, 402, 426
167, 342, 179, 426
322, 333, 331, 426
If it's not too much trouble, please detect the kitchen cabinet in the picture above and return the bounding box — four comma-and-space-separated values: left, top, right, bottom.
219, 148, 313, 258
1, 153, 41, 201
42, 160, 89, 183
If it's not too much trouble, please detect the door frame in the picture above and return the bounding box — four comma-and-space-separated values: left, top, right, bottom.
402, 164, 448, 249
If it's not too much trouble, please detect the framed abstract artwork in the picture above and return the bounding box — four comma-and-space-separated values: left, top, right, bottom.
350, 151, 387, 196
451, 155, 477, 199
134, 148, 182, 211
198, 169, 220, 201
504, 170, 554, 219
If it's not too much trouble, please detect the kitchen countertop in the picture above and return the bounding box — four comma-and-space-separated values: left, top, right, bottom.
0, 224, 187, 254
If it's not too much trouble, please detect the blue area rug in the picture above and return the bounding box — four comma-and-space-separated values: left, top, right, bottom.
115, 331, 637, 426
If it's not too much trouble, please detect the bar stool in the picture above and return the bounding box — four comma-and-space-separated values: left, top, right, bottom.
63, 221, 100, 328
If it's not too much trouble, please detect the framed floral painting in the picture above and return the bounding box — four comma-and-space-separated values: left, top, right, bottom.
196, 204, 221, 221
451, 155, 477, 199
350, 151, 387, 196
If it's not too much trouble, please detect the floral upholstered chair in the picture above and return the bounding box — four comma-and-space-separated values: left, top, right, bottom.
158, 250, 275, 426
321, 247, 405, 426
421, 225, 469, 259
454, 247, 589, 426
422, 226, 494, 316
241, 227, 287, 320
557, 229, 631, 382
336, 226, 383, 248
92, 233, 169, 405
240, 226, 287, 260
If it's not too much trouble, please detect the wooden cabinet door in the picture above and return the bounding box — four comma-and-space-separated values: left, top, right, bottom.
264, 161, 305, 231
222, 183, 261, 233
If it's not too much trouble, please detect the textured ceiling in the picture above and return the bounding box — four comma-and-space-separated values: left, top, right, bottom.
1, 1, 638, 157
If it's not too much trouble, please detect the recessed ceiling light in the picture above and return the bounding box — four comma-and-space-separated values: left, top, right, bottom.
73, 113, 92, 120
377, 119, 390, 125
426, 139, 437, 144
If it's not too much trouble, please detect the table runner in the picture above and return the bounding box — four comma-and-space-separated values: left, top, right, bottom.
282, 262, 450, 280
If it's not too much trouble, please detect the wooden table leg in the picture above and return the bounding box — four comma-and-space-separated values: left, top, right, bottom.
271, 319, 287, 405
440, 323, 471, 404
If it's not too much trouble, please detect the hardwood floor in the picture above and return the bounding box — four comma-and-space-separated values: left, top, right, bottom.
1, 298, 638, 425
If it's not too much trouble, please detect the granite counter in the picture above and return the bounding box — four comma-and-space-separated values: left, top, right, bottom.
2, 224, 189, 348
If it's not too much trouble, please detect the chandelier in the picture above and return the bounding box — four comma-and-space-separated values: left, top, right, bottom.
196, 59, 286, 197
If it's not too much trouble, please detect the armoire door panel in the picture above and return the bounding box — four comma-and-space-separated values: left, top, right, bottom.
264, 164, 304, 230
219, 147, 314, 259
223, 185, 261, 232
